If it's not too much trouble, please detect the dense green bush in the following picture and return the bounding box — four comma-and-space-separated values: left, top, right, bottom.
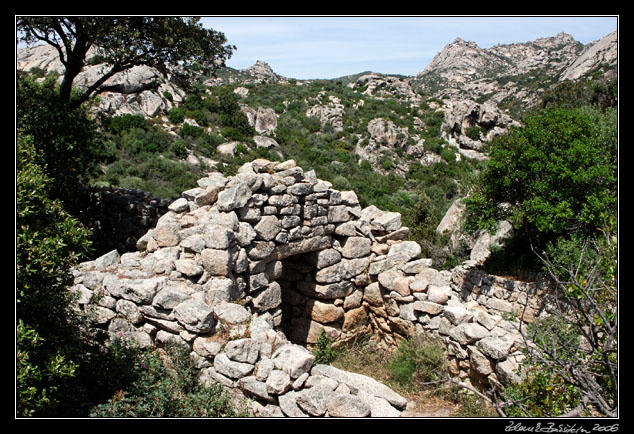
464, 106, 617, 249
16, 73, 103, 210
91, 344, 247, 417
16, 133, 93, 416
179, 122, 205, 139
213, 86, 256, 141
16, 133, 93, 338
167, 107, 185, 124
108, 113, 147, 134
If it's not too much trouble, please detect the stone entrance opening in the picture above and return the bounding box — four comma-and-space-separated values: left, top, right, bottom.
278, 253, 318, 344
278, 251, 349, 345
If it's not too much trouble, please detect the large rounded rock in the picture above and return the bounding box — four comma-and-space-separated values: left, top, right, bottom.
327, 394, 371, 417
172, 299, 215, 333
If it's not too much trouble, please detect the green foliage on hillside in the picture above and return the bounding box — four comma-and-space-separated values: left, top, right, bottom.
206, 79, 481, 266
464, 105, 617, 249
539, 74, 617, 112
16, 73, 104, 211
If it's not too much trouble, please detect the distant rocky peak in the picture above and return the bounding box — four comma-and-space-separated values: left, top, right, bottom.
417, 36, 502, 82
560, 30, 617, 81
246, 60, 278, 79
450, 37, 479, 47
552, 31, 577, 43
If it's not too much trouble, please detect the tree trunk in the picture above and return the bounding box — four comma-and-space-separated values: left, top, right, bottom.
57, 37, 90, 105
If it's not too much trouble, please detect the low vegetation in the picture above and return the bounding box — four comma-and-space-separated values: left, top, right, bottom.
91, 342, 248, 417
324, 332, 497, 417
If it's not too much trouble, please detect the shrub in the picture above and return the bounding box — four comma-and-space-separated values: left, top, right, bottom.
91, 344, 247, 417
16, 320, 78, 417
167, 107, 185, 124
16, 133, 93, 334
179, 122, 204, 139
501, 367, 582, 417
313, 329, 338, 364
464, 106, 617, 248
332, 175, 352, 191
464, 125, 484, 141
387, 335, 446, 387
17, 73, 101, 210
169, 140, 189, 159
108, 113, 147, 135
16, 133, 93, 416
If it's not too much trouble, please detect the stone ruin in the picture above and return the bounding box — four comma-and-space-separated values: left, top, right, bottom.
70, 158, 549, 417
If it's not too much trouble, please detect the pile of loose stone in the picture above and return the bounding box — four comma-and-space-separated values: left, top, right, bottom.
71, 158, 545, 417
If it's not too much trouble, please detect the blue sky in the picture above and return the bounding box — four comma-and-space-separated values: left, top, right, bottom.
200, 16, 618, 80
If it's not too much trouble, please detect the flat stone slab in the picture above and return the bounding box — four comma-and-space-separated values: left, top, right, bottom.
311, 364, 407, 410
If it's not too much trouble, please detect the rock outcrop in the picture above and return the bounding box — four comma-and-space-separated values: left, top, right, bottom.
412, 31, 614, 112
353, 73, 419, 101
71, 159, 551, 417
245, 60, 281, 83
440, 99, 521, 159
17, 44, 184, 118
306, 95, 345, 132
240, 105, 278, 135
560, 30, 618, 81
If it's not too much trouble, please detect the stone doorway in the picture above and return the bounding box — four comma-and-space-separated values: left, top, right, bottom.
277, 252, 347, 345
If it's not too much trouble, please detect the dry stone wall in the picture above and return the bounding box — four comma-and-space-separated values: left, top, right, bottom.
71, 158, 548, 417
79, 187, 170, 256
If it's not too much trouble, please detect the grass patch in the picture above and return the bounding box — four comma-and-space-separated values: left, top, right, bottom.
386, 335, 446, 387
330, 332, 498, 417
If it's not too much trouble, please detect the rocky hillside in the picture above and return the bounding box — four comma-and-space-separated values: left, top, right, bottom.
17, 30, 617, 159
561, 30, 618, 81
16, 29, 617, 265
412, 31, 617, 116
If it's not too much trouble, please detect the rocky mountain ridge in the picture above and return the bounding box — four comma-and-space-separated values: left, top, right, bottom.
17, 29, 617, 113
413, 30, 617, 114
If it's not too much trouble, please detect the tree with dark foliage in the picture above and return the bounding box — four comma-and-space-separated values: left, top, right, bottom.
17, 16, 235, 108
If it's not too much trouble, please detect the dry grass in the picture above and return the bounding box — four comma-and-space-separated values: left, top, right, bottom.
329, 332, 498, 418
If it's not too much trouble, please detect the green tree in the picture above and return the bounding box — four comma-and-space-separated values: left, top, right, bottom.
17, 16, 235, 108
17, 73, 101, 209
464, 106, 617, 249
16, 133, 93, 416
214, 87, 255, 141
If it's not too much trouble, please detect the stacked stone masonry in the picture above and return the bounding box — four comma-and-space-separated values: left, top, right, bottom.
71, 159, 549, 417
79, 187, 171, 256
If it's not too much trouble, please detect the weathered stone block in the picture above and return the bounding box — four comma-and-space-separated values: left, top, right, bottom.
201, 248, 234, 276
